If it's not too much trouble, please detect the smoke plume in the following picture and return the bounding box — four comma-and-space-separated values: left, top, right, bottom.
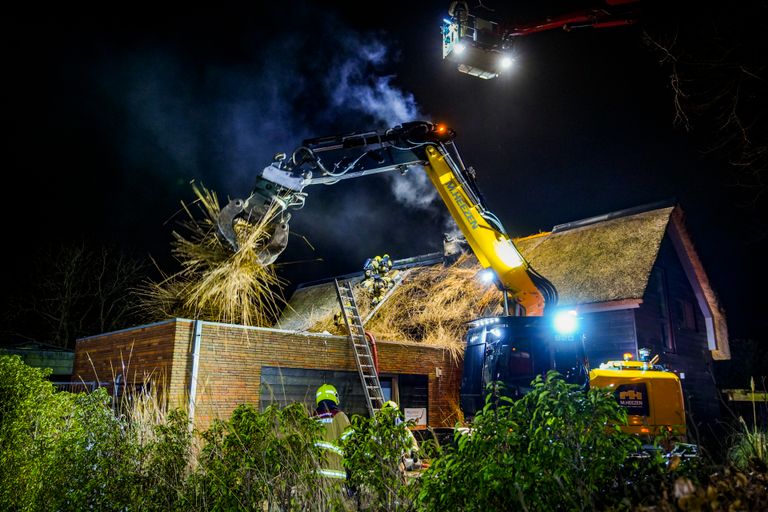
89, 5, 445, 275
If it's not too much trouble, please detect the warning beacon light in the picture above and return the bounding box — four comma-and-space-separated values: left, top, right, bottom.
553, 310, 578, 336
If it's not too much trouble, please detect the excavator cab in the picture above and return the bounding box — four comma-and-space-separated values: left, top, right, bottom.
460, 315, 588, 418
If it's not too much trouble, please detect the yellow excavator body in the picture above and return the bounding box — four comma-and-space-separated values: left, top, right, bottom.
590, 361, 686, 438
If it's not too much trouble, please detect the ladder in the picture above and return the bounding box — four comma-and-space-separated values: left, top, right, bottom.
334, 278, 384, 416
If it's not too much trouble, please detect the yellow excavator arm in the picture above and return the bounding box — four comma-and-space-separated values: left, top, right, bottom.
422, 144, 546, 315
217, 121, 555, 315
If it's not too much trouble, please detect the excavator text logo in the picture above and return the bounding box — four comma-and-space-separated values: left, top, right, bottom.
446, 180, 479, 229
618, 389, 643, 407
615, 383, 650, 416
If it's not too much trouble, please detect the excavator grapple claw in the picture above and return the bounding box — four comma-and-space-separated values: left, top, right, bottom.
217, 198, 247, 252
256, 215, 290, 266
216, 194, 291, 265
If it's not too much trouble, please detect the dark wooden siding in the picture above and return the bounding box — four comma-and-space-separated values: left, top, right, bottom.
580, 309, 638, 367
634, 235, 720, 426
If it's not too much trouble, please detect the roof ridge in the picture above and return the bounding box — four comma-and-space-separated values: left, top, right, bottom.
551, 200, 675, 234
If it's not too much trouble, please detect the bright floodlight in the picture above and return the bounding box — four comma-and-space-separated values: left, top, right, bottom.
500, 56, 514, 70
454, 42, 467, 55
479, 269, 495, 284
554, 310, 578, 336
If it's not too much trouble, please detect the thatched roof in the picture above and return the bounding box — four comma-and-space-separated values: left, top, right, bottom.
516, 206, 674, 307
279, 276, 364, 331
281, 206, 672, 326
279, 204, 729, 359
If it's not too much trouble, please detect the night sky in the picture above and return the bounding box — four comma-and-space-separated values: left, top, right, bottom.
4, 2, 766, 341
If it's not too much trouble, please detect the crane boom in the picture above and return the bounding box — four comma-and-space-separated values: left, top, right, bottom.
442, 1, 640, 79
421, 144, 547, 315
217, 121, 555, 315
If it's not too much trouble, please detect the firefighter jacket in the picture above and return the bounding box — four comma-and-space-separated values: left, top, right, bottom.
314, 409, 351, 480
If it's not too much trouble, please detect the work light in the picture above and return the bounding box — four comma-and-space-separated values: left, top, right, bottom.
553, 310, 578, 335
500, 56, 515, 70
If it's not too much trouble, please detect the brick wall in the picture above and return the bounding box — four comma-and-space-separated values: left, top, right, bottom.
74, 319, 462, 430
74, 319, 180, 403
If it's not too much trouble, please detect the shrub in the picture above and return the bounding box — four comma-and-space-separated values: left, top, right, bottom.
40, 389, 138, 511
0, 354, 67, 509
190, 402, 339, 511
416, 372, 641, 512
728, 426, 768, 472
341, 406, 418, 511
0, 355, 139, 510
9, 354, 768, 511
133, 409, 194, 511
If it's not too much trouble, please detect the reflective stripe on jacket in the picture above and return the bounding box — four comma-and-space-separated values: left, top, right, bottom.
314, 410, 351, 479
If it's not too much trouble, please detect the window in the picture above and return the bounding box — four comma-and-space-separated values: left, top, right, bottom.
259, 367, 428, 417
380, 377, 394, 403
398, 374, 429, 410
260, 367, 370, 416
651, 267, 675, 353
676, 299, 698, 331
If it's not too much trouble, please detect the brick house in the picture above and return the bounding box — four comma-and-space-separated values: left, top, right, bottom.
73, 202, 729, 430
73, 320, 461, 431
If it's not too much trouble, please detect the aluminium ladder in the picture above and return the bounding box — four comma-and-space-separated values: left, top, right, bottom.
334, 279, 384, 416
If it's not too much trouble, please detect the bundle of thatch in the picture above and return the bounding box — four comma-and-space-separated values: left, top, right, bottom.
139, 184, 284, 327
309, 254, 502, 359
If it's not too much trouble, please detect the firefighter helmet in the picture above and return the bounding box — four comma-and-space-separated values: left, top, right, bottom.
316, 384, 339, 405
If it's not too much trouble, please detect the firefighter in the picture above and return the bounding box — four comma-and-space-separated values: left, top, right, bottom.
381, 254, 393, 272
371, 278, 387, 305
314, 384, 351, 481
382, 400, 421, 471
362, 254, 399, 306
363, 255, 382, 275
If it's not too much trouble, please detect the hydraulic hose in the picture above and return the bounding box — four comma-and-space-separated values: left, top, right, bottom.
365, 331, 379, 375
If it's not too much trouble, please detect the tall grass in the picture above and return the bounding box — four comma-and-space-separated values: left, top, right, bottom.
728, 377, 768, 470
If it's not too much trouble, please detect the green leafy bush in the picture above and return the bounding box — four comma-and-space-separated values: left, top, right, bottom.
416, 372, 642, 512
6, 354, 768, 511
1, 355, 137, 510
728, 421, 768, 472
191, 402, 339, 511
133, 409, 194, 511
0, 354, 67, 509
341, 406, 417, 511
